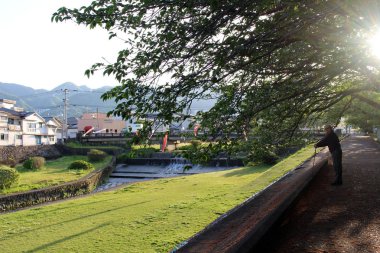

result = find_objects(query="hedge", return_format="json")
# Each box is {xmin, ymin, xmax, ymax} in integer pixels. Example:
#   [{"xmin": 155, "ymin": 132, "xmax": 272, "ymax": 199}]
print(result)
[
  {"xmin": 0, "ymin": 157, "xmax": 115, "ymax": 212},
  {"xmin": 0, "ymin": 166, "xmax": 19, "ymax": 189},
  {"xmin": 0, "ymin": 158, "xmax": 17, "ymax": 168},
  {"xmin": 68, "ymin": 160, "xmax": 94, "ymax": 170},
  {"xmin": 23, "ymin": 156, "xmax": 46, "ymax": 170},
  {"xmin": 87, "ymin": 149, "xmax": 107, "ymax": 162}
]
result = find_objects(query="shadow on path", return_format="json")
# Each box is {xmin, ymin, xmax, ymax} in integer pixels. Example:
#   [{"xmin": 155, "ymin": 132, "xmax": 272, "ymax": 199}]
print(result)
[{"xmin": 253, "ymin": 136, "xmax": 380, "ymax": 253}]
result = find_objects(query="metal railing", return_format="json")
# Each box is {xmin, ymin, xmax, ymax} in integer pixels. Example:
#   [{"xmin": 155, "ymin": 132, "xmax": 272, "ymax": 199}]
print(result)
[{"xmin": 8, "ymin": 125, "xmax": 21, "ymax": 131}]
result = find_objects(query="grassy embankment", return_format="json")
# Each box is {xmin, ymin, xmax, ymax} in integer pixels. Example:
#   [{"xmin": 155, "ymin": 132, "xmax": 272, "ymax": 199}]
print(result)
[
  {"xmin": 65, "ymin": 142, "xmax": 123, "ymax": 150},
  {"xmin": 0, "ymin": 145, "xmax": 315, "ymax": 253},
  {"xmin": 0, "ymin": 156, "xmax": 112, "ymax": 194}
]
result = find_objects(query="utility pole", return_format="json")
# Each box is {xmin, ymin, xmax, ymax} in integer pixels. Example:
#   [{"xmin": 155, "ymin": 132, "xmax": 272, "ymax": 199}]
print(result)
[
  {"xmin": 63, "ymin": 89, "xmax": 68, "ymax": 142},
  {"xmin": 96, "ymin": 107, "xmax": 99, "ymax": 130},
  {"xmin": 59, "ymin": 88, "xmax": 78, "ymax": 143}
]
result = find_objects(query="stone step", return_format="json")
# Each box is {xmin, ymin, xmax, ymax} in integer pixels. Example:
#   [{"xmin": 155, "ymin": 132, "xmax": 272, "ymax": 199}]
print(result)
[
  {"xmin": 108, "ymin": 178, "xmax": 146, "ymax": 183},
  {"xmin": 114, "ymin": 166, "xmax": 166, "ymax": 174},
  {"xmin": 112, "ymin": 170, "xmax": 198, "ymax": 175},
  {"xmin": 110, "ymin": 173, "xmax": 166, "ymax": 179},
  {"xmin": 112, "ymin": 170, "xmax": 159, "ymax": 174}
]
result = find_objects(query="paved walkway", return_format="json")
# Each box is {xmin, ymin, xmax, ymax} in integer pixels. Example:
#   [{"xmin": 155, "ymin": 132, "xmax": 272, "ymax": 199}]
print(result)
[{"xmin": 255, "ymin": 136, "xmax": 380, "ymax": 253}]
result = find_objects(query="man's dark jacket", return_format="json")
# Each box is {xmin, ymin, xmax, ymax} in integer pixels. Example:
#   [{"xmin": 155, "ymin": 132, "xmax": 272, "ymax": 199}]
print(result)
[{"xmin": 316, "ymin": 132, "xmax": 341, "ymax": 152}]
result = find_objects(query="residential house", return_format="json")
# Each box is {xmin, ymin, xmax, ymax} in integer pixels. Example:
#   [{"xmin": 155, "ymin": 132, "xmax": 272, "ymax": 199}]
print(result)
[
  {"xmin": 67, "ymin": 117, "xmax": 79, "ymax": 139},
  {"xmin": 0, "ymin": 99, "xmax": 59, "ymax": 146},
  {"xmin": 43, "ymin": 117, "xmax": 63, "ymax": 142},
  {"xmin": 141, "ymin": 113, "xmax": 170, "ymax": 133}
]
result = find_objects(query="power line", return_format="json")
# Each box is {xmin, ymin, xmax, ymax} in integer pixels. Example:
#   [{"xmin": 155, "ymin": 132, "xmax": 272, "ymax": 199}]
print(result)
[
  {"xmin": 34, "ymin": 105, "xmax": 62, "ymax": 109},
  {"xmin": 75, "ymin": 90, "xmax": 106, "ymax": 94},
  {"xmin": 70, "ymin": 104, "xmax": 115, "ymax": 108},
  {"xmin": 16, "ymin": 89, "xmax": 106, "ymax": 98},
  {"xmin": 33, "ymin": 103, "xmax": 115, "ymax": 110},
  {"xmin": 18, "ymin": 90, "xmax": 61, "ymax": 98}
]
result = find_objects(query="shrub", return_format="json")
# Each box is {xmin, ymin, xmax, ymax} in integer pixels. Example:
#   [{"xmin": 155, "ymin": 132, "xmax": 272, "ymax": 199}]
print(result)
[
  {"xmin": 260, "ymin": 152, "xmax": 279, "ymax": 165},
  {"xmin": 190, "ymin": 140, "xmax": 202, "ymax": 148},
  {"xmin": 0, "ymin": 165, "xmax": 19, "ymax": 189},
  {"xmin": 135, "ymin": 148, "xmax": 157, "ymax": 158},
  {"xmin": 23, "ymin": 157, "xmax": 45, "ymax": 170},
  {"xmin": 87, "ymin": 149, "xmax": 107, "ymax": 162},
  {"xmin": 68, "ymin": 160, "xmax": 94, "ymax": 170},
  {"xmin": 130, "ymin": 146, "xmax": 159, "ymax": 158},
  {"xmin": 126, "ymin": 151, "xmax": 137, "ymax": 159},
  {"xmin": 182, "ymin": 144, "xmax": 213, "ymax": 165},
  {"xmin": 116, "ymin": 153, "xmax": 130, "ymax": 163},
  {"xmin": 177, "ymin": 144, "xmax": 192, "ymax": 151},
  {"xmin": 249, "ymin": 148, "xmax": 279, "ymax": 165},
  {"xmin": 171, "ymin": 150, "xmax": 184, "ymax": 157},
  {"xmin": 0, "ymin": 158, "xmax": 17, "ymax": 168}
]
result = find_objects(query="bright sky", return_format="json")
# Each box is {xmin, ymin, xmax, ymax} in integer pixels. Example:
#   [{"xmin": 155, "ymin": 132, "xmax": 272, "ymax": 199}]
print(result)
[{"xmin": 0, "ymin": 0, "xmax": 125, "ymax": 90}]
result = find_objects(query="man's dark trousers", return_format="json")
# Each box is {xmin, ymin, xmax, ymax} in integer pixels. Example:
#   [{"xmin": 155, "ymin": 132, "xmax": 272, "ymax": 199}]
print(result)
[{"xmin": 332, "ymin": 148, "xmax": 343, "ymax": 183}]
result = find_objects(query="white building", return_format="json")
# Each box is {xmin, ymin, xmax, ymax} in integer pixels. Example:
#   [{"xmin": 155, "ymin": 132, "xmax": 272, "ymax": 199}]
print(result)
[
  {"xmin": 67, "ymin": 117, "xmax": 78, "ymax": 139},
  {"xmin": 0, "ymin": 99, "xmax": 61, "ymax": 146},
  {"xmin": 44, "ymin": 117, "xmax": 63, "ymax": 141}
]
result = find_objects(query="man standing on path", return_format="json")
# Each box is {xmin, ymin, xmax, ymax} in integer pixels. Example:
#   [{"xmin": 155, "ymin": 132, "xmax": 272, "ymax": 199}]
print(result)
[{"xmin": 315, "ymin": 125, "xmax": 343, "ymax": 185}]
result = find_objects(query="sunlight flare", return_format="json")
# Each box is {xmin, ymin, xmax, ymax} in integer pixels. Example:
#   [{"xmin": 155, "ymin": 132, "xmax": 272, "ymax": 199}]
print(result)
[{"xmin": 368, "ymin": 30, "xmax": 380, "ymax": 58}]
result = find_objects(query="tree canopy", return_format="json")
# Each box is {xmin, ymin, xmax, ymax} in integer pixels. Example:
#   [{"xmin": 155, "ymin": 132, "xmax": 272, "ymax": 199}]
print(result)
[
  {"xmin": 52, "ymin": 0, "xmax": 380, "ymax": 158},
  {"xmin": 343, "ymin": 93, "xmax": 380, "ymax": 132}
]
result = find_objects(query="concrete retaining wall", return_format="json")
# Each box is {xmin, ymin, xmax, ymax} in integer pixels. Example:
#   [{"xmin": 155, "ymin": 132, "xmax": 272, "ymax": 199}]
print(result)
[
  {"xmin": 56, "ymin": 145, "xmax": 123, "ymax": 156},
  {"xmin": 0, "ymin": 145, "xmax": 61, "ymax": 163},
  {"xmin": 0, "ymin": 157, "xmax": 116, "ymax": 212}
]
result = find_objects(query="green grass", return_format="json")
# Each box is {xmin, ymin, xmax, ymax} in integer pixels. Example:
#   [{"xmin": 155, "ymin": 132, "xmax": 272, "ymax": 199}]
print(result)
[
  {"xmin": 130, "ymin": 142, "xmax": 209, "ymax": 152},
  {"xmin": 0, "ymin": 156, "xmax": 112, "ymax": 194},
  {"xmin": 132, "ymin": 144, "xmax": 161, "ymax": 151},
  {"xmin": 0, "ymin": 145, "xmax": 315, "ymax": 253},
  {"xmin": 65, "ymin": 142, "xmax": 122, "ymax": 150}
]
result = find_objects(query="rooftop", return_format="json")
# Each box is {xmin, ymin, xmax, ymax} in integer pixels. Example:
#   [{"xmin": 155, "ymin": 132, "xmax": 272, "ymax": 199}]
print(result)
[
  {"xmin": 0, "ymin": 99, "xmax": 16, "ymax": 104},
  {"xmin": 0, "ymin": 107, "xmax": 33, "ymax": 118}
]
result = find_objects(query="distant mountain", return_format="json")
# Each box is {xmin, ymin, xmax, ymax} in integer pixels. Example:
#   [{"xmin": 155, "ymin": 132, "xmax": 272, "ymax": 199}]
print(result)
[
  {"xmin": 0, "ymin": 82, "xmax": 115, "ymax": 118},
  {"xmin": 0, "ymin": 82, "xmax": 49, "ymax": 110},
  {"xmin": 94, "ymin": 86, "xmax": 114, "ymax": 92},
  {"xmin": 0, "ymin": 82, "xmax": 48, "ymax": 96},
  {"xmin": 54, "ymin": 82, "xmax": 92, "ymax": 92},
  {"xmin": 0, "ymin": 81, "xmax": 216, "ymax": 118}
]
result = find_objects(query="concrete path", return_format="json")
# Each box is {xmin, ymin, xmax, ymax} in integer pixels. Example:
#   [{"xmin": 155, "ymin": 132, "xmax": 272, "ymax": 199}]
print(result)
[{"xmin": 256, "ymin": 136, "xmax": 380, "ymax": 253}]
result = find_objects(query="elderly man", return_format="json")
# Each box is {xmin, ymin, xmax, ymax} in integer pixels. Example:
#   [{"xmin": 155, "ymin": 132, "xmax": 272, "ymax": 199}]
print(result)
[{"xmin": 315, "ymin": 125, "xmax": 343, "ymax": 185}]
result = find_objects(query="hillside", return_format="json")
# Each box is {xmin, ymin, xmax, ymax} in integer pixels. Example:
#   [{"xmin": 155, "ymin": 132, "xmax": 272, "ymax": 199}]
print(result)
[
  {"xmin": 0, "ymin": 82, "xmax": 116, "ymax": 117},
  {"xmin": 0, "ymin": 82, "xmax": 216, "ymax": 118}
]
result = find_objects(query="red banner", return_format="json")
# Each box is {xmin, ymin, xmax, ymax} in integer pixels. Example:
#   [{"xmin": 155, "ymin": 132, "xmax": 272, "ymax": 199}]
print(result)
[
  {"xmin": 162, "ymin": 132, "xmax": 168, "ymax": 152},
  {"xmin": 194, "ymin": 125, "xmax": 200, "ymax": 136}
]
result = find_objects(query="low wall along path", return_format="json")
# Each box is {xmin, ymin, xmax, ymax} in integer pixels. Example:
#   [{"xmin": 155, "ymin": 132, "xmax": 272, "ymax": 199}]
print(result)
[{"xmin": 255, "ymin": 135, "xmax": 380, "ymax": 253}]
